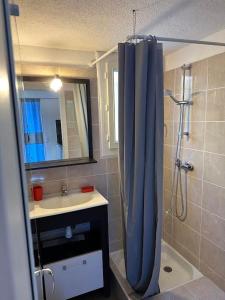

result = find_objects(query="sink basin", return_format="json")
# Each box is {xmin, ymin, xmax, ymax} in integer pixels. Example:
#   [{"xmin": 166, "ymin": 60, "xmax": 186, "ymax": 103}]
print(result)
[
  {"xmin": 40, "ymin": 193, "xmax": 94, "ymax": 209},
  {"xmin": 29, "ymin": 190, "xmax": 108, "ymax": 219}
]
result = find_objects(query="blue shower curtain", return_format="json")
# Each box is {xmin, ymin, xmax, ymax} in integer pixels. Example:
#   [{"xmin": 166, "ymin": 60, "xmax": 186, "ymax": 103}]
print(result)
[
  {"xmin": 22, "ymin": 99, "xmax": 45, "ymax": 163},
  {"xmin": 118, "ymin": 38, "xmax": 164, "ymax": 297}
]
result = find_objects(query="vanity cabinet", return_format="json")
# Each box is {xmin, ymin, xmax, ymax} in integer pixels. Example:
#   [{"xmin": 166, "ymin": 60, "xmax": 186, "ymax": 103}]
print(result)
[{"xmin": 31, "ymin": 204, "xmax": 110, "ymax": 300}]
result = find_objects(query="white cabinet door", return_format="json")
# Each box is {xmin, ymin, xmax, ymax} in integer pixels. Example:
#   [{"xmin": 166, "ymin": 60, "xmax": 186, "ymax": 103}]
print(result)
[{"xmin": 44, "ymin": 250, "xmax": 104, "ymax": 300}]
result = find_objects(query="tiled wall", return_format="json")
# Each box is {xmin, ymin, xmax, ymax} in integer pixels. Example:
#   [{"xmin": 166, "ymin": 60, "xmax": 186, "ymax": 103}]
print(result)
[
  {"xmin": 163, "ymin": 51, "xmax": 225, "ymax": 291},
  {"xmin": 26, "ymin": 74, "xmax": 122, "ymax": 252}
]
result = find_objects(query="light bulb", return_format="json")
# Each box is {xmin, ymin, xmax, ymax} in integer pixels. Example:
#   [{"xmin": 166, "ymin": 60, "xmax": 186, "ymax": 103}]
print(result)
[
  {"xmin": 0, "ymin": 76, "xmax": 8, "ymax": 91},
  {"xmin": 50, "ymin": 75, "xmax": 62, "ymax": 92}
]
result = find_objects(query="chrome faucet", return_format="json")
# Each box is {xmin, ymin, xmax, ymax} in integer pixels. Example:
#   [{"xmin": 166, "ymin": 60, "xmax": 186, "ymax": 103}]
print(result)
[{"xmin": 61, "ymin": 184, "xmax": 68, "ymax": 196}]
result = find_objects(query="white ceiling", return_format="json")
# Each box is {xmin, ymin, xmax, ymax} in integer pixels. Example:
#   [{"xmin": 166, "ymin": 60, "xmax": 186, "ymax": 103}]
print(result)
[{"xmin": 12, "ymin": 0, "xmax": 225, "ymax": 53}]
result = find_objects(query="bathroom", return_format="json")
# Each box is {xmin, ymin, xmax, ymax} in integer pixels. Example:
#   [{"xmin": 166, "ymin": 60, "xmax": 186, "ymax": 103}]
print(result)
[{"xmin": 1, "ymin": 0, "xmax": 225, "ymax": 299}]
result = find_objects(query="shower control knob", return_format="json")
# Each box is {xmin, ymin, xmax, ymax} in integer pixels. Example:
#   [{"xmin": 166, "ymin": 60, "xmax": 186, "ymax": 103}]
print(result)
[{"xmin": 181, "ymin": 161, "xmax": 194, "ymax": 172}]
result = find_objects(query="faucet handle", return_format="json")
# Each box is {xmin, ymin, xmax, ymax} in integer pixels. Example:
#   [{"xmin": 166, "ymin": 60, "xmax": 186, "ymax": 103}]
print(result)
[{"xmin": 61, "ymin": 184, "xmax": 68, "ymax": 196}]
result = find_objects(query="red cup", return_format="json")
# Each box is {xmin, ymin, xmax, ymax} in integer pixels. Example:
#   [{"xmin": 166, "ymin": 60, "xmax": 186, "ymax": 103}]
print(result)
[{"xmin": 32, "ymin": 185, "xmax": 43, "ymax": 201}]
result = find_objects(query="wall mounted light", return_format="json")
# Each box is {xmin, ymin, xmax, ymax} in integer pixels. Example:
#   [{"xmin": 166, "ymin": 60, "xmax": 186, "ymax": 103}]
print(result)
[{"xmin": 50, "ymin": 75, "xmax": 63, "ymax": 92}]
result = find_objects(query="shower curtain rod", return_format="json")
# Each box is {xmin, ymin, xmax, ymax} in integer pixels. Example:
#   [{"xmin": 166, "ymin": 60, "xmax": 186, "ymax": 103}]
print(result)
[{"xmin": 90, "ymin": 34, "xmax": 225, "ymax": 66}]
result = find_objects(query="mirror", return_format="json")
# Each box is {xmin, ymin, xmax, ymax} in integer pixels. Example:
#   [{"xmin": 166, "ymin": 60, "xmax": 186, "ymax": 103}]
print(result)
[{"xmin": 20, "ymin": 76, "xmax": 95, "ymax": 170}]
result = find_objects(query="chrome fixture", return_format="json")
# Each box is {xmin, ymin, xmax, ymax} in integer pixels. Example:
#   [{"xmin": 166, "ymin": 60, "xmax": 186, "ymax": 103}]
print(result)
[
  {"xmin": 165, "ymin": 89, "xmax": 193, "ymax": 105},
  {"xmin": 61, "ymin": 184, "xmax": 68, "ymax": 196},
  {"xmin": 170, "ymin": 64, "xmax": 194, "ymax": 222},
  {"xmin": 34, "ymin": 268, "xmax": 55, "ymax": 296}
]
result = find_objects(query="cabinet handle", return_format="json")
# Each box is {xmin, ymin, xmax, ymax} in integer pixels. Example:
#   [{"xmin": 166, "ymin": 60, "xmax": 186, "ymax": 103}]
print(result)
[
  {"xmin": 43, "ymin": 268, "xmax": 55, "ymax": 296},
  {"xmin": 34, "ymin": 270, "xmax": 42, "ymax": 277}
]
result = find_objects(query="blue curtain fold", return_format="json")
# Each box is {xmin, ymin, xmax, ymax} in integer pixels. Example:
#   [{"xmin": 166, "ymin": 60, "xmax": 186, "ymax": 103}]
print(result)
[
  {"xmin": 22, "ymin": 99, "xmax": 45, "ymax": 163},
  {"xmin": 118, "ymin": 39, "xmax": 164, "ymax": 297}
]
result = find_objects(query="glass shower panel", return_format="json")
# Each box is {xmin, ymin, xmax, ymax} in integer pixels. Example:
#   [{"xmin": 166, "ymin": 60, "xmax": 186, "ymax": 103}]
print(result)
[{"xmin": 10, "ymin": 10, "xmax": 44, "ymax": 300}]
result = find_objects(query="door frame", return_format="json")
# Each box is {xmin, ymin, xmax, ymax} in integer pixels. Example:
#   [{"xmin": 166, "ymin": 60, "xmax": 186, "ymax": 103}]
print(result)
[{"xmin": 0, "ymin": 0, "xmax": 36, "ymax": 299}]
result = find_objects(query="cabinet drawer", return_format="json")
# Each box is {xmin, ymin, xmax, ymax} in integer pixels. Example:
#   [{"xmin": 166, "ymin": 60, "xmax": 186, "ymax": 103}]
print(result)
[{"xmin": 44, "ymin": 250, "xmax": 104, "ymax": 300}]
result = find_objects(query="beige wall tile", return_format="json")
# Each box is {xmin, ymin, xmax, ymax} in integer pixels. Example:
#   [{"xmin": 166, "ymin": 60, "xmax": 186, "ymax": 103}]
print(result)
[
  {"xmin": 204, "ymin": 152, "xmax": 225, "ymax": 187},
  {"xmin": 208, "ymin": 52, "xmax": 225, "ymax": 89},
  {"xmin": 186, "ymin": 176, "xmax": 202, "ymax": 206},
  {"xmin": 182, "ymin": 148, "xmax": 203, "ymax": 179},
  {"xmin": 42, "ymin": 179, "xmax": 67, "ymax": 197},
  {"xmin": 108, "ymin": 218, "xmax": 122, "ymax": 242},
  {"xmin": 192, "ymin": 59, "xmax": 208, "ymax": 92},
  {"xmin": 163, "ymin": 167, "xmax": 173, "ymax": 191},
  {"xmin": 107, "ymin": 173, "xmax": 120, "ymax": 197},
  {"xmin": 202, "ymin": 181, "xmax": 225, "ymax": 219},
  {"xmin": 163, "ymin": 189, "xmax": 172, "ymax": 212},
  {"xmin": 107, "ymin": 195, "xmax": 122, "ymax": 221},
  {"xmin": 91, "ymin": 158, "xmax": 107, "ymax": 175},
  {"xmin": 163, "ymin": 212, "xmax": 172, "ymax": 237},
  {"xmin": 202, "ymin": 209, "xmax": 225, "ymax": 251},
  {"xmin": 183, "ymin": 122, "xmax": 205, "ymax": 150},
  {"xmin": 163, "ymin": 231, "xmax": 173, "ymax": 245},
  {"xmin": 67, "ymin": 164, "xmax": 93, "ymax": 178},
  {"xmin": 190, "ymin": 92, "xmax": 206, "ymax": 122},
  {"xmin": 175, "ymin": 200, "xmax": 201, "ymax": 232},
  {"xmin": 206, "ymin": 89, "xmax": 225, "ymax": 121},
  {"xmin": 163, "ymin": 145, "xmax": 174, "ymax": 169},
  {"xmin": 106, "ymin": 157, "xmax": 119, "ymax": 174},
  {"xmin": 91, "ymin": 174, "xmax": 108, "ymax": 197},
  {"xmin": 201, "ymin": 237, "xmax": 225, "ymax": 279},
  {"xmin": 173, "ymin": 218, "xmax": 200, "ymax": 257},
  {"xmin": 205, "ymin": 122, "xmax": 225, "ymax": 155},
  {"xmin": 164, "ymin": 96, "xmax": 174, "ymax": 121},
  {"xmin": 30, "ymin": 167, "xmax": 67, "ymax": 183},
  {"xmin": 173, "ymin": 94, "xmax": 182, "ymax": 121},
  {"xmin": 164, "ymin": 69, "xmax": 175, "ymax": 91},
  {"xmin": 174, "ymin": 67, "xmax": 183, "ymax": 95},
  {"xmin": 164, "ymin": 121, "xmax": 173, "ymax": 145}
]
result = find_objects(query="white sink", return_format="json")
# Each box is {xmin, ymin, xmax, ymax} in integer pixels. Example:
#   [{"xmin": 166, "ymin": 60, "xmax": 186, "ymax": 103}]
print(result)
[{"xmin": 29, "ymin": 190, "xmax": 108, "ymax": 219}]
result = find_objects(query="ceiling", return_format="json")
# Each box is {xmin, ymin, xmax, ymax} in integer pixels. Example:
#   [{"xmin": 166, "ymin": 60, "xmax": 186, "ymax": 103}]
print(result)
[{"xmin": 12, "ymin": 0, "xmax": 225, "ymax": 53}]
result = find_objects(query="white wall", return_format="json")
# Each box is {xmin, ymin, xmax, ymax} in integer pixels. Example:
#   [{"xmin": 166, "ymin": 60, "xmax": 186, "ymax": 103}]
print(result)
[
  {"xmin": 165, "ymin": 28, "xmax": 225, "ymax": 71},
  {"xmin": 14, "ymin": 45, "xmax": 95, "ymax": 68}
]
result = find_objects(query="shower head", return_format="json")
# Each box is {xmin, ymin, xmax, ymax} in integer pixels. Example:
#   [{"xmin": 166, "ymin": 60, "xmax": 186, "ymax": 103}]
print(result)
[{"xmin": 164, "ymin": 89, "xmax": 193, "ymax": 105}]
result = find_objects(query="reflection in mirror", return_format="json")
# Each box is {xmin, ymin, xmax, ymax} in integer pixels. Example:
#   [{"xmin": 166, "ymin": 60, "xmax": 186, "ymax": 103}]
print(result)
[{"xmin": 20, "ymin": 77, "xmax": 91, "ymax": 166}]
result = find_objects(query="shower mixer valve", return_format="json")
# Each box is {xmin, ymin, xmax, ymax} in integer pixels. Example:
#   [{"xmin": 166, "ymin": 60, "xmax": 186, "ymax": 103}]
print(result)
[
  {"xmin": 181, "ymin": 161, "xmax": 194, "ymax": 172},
  {"xmin": 175, "ymin": 159, "xmax": 194, "ymax": 172}
]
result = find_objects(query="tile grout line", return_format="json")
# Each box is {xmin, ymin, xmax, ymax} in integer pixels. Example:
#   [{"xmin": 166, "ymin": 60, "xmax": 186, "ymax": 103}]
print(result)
[{"xmin": 199, "ymin": 56, "xmax": 209, "ymax": 271}]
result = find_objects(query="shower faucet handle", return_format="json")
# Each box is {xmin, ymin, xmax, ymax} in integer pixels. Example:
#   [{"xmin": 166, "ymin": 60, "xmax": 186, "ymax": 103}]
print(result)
[{"xmin": 181, "ymin": 161, "xmax": 194, "ymax": 172}]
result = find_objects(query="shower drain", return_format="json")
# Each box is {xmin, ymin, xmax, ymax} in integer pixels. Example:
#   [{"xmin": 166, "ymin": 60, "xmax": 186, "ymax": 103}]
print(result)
[{"xmin": 163, "ymin": 266, "xmax": 173, "ymax": 273}]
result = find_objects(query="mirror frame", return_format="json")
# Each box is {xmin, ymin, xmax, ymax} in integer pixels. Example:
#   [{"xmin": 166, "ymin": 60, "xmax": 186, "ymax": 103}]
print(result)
[{"xmin": 20, "ymin": 76, "xmax": 96, "ymax": 170}]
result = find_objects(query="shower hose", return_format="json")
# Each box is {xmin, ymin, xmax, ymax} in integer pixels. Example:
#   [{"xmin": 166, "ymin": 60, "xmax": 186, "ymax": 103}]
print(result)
[{"xmin": 170, "ymin": 103, "xmax": 188, "ymax": 222}]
